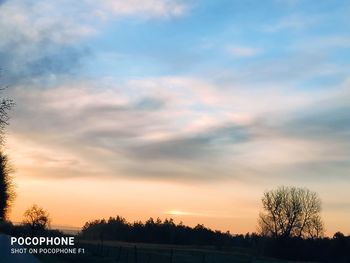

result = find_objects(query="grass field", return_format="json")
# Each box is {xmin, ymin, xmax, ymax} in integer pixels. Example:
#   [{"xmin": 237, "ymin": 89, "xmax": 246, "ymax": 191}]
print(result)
[{"xmin": 37, "ymin": 240, "xmax": 305, "ymax": 263}]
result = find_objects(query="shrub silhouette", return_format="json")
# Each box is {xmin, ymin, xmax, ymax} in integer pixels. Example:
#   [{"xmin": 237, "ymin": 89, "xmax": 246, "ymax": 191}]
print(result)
[{"xmin": 22, "ymin": 204, "xmax": 51, "ymax": 235}]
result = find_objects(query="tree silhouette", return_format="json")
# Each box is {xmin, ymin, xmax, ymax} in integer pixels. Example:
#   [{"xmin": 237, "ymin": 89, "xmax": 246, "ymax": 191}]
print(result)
[
  {"xmin": 81, "ymin": 216, "xmax": 233, "ymax": 246},
  {"xmin": 258, "ymin": 186, "xmax": 324, "ymax": 239},
  {"xmin": 0, "ymin": 95, "xmax": 14, "ymax": 141},
  {"xmin": 0, "ymin": 82, "xmax": 14, "ymax": 222},
  {"xmin": 0, "ymin": 152, "xmax": 14, "ymax": 221},
  {"xmin": 23, "ymin": 204, "xmax": 51, "ymax": 235}
]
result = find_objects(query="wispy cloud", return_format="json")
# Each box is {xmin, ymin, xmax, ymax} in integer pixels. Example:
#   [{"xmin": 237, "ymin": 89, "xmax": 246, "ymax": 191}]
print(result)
[
  {"xmin": 226, "ymin": 45, "xmax": 261, "ymax": 58},
  {"xmin": 292, "ymin": 35, "xmax": 350, "ymax": 51},
  {"xmin": 6, "ymin": 75, "xmax": 350, "ymax": 184},
  {"xmin": 97, "ymin": 0, "xmax": 188, "ymax": 18},
  {"xmin": 262, "ymin": 14, "xmax": 321, "ymax": 32},
  {"xmin": 165, "ymin": 210, "xmax": 238, "ymax": 218}
]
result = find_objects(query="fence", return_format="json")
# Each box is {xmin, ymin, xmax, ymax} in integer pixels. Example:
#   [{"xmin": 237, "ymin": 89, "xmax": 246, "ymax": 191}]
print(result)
[{"xmin": 78, "ymin": 242, "xmax": 260, "ymax": 263}]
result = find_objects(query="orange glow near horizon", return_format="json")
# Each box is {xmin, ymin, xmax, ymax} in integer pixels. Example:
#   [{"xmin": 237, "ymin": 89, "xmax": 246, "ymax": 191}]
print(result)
[
  {"xmin": 6, "ymin": 133, "xmax": 350, "ymax": 237},
  {"xmin": 9, "ymin": 176, "xmax": 259, "ymax": 232},
  {"xmin": 8, "ymin": 174, "xmax": 350, "ymax": 237}
]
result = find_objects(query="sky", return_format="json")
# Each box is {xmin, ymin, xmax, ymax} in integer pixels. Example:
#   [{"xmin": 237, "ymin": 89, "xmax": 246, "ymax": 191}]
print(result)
[{"xmin": 0, "ymin": 0, "xmax": 349, "ymax": 235}]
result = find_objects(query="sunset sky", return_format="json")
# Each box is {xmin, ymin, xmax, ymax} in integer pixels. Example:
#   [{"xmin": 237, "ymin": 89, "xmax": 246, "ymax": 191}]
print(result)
[{"xmin": 1, "ymin": 0, "xmax": 350, "ymax": 235}]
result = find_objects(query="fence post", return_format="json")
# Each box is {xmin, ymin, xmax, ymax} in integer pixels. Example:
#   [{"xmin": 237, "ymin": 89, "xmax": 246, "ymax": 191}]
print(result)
[
  {"xmin": 170, "ymin": 248, "xmax": 174, "ymax": 263},
  {"xmin": 116, "ymin": 246, "xmax": 122, "ymax": 263},
  {"xmin": 100, "ymin": 235, "xmax": 104, "ymax": 257},
  {"xmin": 202, "ymin": 253, "xmax": 206, "ymax": 263},
  {"xmin": 134, "ymin": 245, "xmax": 138, "ymax": 263},
  {"xmin": 147, "ymin": 253, "xmax": 152, "ymax": 263},
  {"xmin": 126, "ymin": 248, "xmax": 129, "ymax": 263}
]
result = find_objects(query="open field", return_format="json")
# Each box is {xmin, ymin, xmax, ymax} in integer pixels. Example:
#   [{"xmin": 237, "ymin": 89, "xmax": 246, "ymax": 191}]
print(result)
[{"xmin": 37, "ymin": 240, "xmax": 310, "ymax": 263}]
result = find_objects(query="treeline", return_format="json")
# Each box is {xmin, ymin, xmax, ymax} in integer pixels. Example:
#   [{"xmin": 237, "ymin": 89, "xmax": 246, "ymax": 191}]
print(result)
[
  {"xmin": 80, "ymin": 216, "xmax": 237, "ymax": 246},
  {"xmin": 80, "ymin": 216, "xmax": 350, "ymax": 263}
]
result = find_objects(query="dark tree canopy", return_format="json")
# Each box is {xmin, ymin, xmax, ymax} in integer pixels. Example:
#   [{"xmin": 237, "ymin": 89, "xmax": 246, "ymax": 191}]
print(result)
[
  {"xmin": 258, "ymin": 186, "xmax": 324, "ymax": 239},
  {"xmin": 0, "ymin": 152, "xmax": 14, "ymax": 221}
]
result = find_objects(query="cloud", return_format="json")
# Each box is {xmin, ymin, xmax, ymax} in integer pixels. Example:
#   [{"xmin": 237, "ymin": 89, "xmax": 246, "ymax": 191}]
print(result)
[
  {"xmin": 262, "ymin": 14, "xmax": 321, "ymax": 32},
  {"xmin": 5, "ymin": 75, "xmax": 350, "ymax": 183},
  {"xmin": 263, "ymin": 80, "xmax": 350, "ymax": 142},
  {"xmin": 4, "ymin": 78, "xmax": 247, "ymax": 180},
  {"xmin": 97, "ymin": 0, "xmax": 187, "ymax": 18},
  {"xmin": 219, "ymin": 50, "xmax": 346, "ymax": 88},
  {"xmin": 0, "ymin": 0, "xmax": 93, "ymax": 84},
  {"xmin": 127, "ymin": 124, "xmax": 250, "ymax": 161},
  {"xmin": 0, "ymin": 0, "xmax": 189, "ymax": 85},
  {"xmin": 293, "ymin": 35, "xmax": 350, "ymax": 51},
  {"xmin": 273, "ymin": 0, "xmax": 301, "ymax": 7},
  {"xmin": 134, "ymin": 97, "xmax": 165, "ymax": 110},
  {"xmin": 1, "ymin": 0, "xmax": 349, "ymax": 183},
  {"xmin": 226, "ymin": 45, "xmax": 261, "ymax": 58},
  {"xmin": 280, "ymin": 105, "xmax": 350, "ymax": 141}
]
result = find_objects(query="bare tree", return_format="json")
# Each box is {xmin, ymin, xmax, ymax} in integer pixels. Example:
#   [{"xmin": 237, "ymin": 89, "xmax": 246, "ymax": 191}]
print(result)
[
  {"xmin": 0, "ymin": 73, "xmax": 15, "ymax": 140},
  {"xmin": 258, "ymin": 186, "xmax": 324, "ymax": 239},
  {"xmin": 23, "ymin": 204, "xmax": 51, "ymax": 234},
  {"xmin": 0, "ymin": 81, "xmax": 14, "ymax": 221},
  {"xmin": 0, "ymin": 95, "xmax": 14, "ymax": 136}
]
